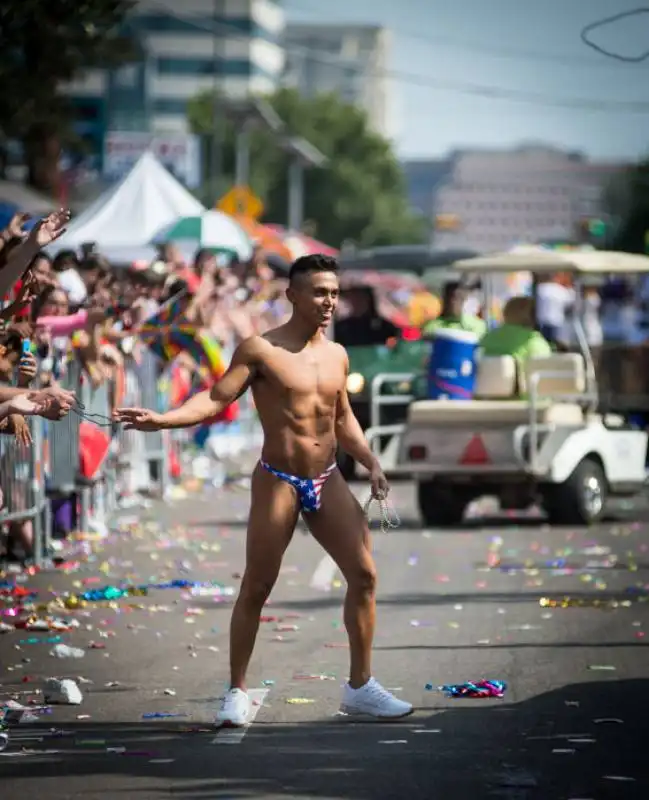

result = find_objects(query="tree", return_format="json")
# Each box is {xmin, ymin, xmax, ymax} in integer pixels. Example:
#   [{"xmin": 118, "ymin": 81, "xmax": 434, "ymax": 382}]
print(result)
[
  {"xmin": 0, "ymin": 0, "xmax": 135, "ymax": 192},
  {"xmin": 187, "ymin": 88, "xmax": 426, "ymax": 248},
  {"xmin": 607, "ymin": 158, "xmax": 649, "ymax": 253}
]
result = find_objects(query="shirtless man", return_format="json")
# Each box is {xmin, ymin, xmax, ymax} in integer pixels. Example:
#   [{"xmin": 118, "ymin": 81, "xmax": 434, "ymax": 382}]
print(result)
[{"xmin": 114, "ymin": 254, "xmax": 413, "ymax": 725}]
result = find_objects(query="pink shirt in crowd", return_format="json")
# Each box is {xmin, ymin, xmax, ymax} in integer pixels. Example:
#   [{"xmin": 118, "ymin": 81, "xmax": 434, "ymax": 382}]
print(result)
[{"xmin": 36, "ymin": 310, "xmax": 88, "ymax": 336}]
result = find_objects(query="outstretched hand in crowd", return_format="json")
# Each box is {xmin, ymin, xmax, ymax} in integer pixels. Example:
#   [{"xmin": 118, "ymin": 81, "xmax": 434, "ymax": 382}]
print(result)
[
  {"xmin": 28, "ymin": 385, "xmax": 76, "ymax": 420},
  {"xmin": 9, "ymin": 394, "xmax": 48, "ymax": 416},
  {"xmin": 28, "ymin": 209, "xmax": 70, "ymax": 248},
  {"xmin": 0, "ymin": 208, "xmax": 71, "ymax": 298},
  {"xmin": 0, "ymin": 272, "xmax": 38, "ymax": 321},
  {"xmin": 4, "ymin": 212, "xmax": 31, "ymax": 242}
]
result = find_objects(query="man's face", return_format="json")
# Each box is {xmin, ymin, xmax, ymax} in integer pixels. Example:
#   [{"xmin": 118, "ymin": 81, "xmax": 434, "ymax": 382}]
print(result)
[{"xmin": 288, "ymin": 270, "xmax": 339, "ymax": 329}]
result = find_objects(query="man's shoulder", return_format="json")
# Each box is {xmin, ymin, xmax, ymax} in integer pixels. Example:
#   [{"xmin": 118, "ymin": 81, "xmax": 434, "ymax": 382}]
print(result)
[
  {"xmin": 328, "ymin": 340, "xmax": 350, "ymax": 362},
  {"xmin": 235, "ymin": 335, "xmax": 271, "ymax": 362}
]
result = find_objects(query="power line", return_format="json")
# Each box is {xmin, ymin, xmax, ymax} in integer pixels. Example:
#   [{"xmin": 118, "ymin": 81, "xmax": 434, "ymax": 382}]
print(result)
[
  {"xmin": 285, "ymin": 1, "xmax": 647, "ymax": 70},
  {"xmin": 581, "ymin": 7, "xmax": 649, "ymax": 62},
  {"xmin": 143, "ymin": 1, "xmax": 649, "ymax": 114}
]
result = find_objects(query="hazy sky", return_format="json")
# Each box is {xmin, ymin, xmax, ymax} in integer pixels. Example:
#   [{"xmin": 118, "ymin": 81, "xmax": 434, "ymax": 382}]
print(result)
[{"xmin": 284, "ymin": 0, "xmax": 649, "ymax": 162}]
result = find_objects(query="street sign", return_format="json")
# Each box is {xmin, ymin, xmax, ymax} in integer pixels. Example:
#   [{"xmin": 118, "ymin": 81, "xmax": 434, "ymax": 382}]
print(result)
[{"xmin": 217, "ymin": 185, "xmax": 264, "ymax": 220}]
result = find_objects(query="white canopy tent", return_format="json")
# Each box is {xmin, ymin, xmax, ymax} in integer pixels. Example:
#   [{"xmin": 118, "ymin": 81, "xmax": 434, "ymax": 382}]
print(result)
[{"xmin": 48, "ymin": 151, "xmax": 205, "ymax": 259}]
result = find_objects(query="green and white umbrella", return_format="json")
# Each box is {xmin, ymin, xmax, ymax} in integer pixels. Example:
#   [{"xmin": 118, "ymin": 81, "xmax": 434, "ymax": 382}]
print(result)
[{"xmin": 153, "ymin": 211, "xmax": 253, "ymax": 261}]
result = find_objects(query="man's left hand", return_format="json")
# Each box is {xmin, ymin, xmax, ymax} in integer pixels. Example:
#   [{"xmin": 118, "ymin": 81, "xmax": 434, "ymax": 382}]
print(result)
[{"xmin": 369, "ymin": 463, "xmax": 389, "ymax": 500}]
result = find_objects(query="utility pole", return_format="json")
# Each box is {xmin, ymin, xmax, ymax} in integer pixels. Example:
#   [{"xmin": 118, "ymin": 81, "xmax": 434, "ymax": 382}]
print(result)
[
  {"xmin": 281, "ymin": 136, "xmax": 327, "ymax": 232},
  {"xmin": 227, "ymin": 99, "xmax": 284, "ymax": 201},
  {"xmin": 235, "ymin": 123, "xmax": 251, "ymax": 187}
]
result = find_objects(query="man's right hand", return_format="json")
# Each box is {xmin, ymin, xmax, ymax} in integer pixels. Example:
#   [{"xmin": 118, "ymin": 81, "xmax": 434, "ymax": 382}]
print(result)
[{"xmin": 113, "ymin": 407, "xmax": 163, "ymax": 431}]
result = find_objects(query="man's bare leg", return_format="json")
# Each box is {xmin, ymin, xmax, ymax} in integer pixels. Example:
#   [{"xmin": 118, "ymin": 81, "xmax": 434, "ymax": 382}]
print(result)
[
  {"xmin": 305, "ymin": 470, "xmax": 413, "ymax": 718},
  {"xmin": 305, "ymin": 469, "xmax": 375, "ymax": 687},
  {"xmin": 229, "ymin": 464, "xmax": 299, "ymax": 688}
]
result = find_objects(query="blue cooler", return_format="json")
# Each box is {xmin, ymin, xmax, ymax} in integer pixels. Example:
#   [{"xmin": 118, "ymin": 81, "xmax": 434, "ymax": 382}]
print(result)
[{"xmin": 427, "ymin": 328, "xmax": 479, "ymax": 400}]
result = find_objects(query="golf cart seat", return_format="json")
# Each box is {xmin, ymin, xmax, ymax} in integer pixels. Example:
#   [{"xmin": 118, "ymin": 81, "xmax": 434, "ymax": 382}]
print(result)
[{"xmin": 408, "ymin": 353, "xmax": 586, "ymax": 426}]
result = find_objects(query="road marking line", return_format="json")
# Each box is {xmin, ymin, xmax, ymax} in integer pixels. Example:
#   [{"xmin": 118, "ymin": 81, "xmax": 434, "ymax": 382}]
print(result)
[
  {"xmin": 211, "ymin": 688, "xmax": 269, "ymax": 745},
  {"xmin": 310, "ymin": 553, "xmax": 338, "ymax": 592}
]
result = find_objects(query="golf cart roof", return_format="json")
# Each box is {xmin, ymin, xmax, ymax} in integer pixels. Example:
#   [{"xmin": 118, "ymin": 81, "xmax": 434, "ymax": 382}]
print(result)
[
  {"xmin": 453, "ymin": 246, "xmax": 649, "ymax": 275},
  {"xmin": 339, "ymin": 246, "xmax": 479, "ymax": 275}
]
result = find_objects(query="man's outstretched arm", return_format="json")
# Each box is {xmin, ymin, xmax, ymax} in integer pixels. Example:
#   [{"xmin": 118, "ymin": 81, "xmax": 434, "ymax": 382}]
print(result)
[
  {"xmin": 115, "ymin": 337, "xmax": 260, "ymax": 431},
  {"xmin": 335, "ymin": 352, "xmax": 389, "ymax": 498}
]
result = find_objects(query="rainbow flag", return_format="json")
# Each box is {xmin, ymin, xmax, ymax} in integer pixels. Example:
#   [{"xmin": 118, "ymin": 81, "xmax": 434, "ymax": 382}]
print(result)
[
  {"xmin": 139, "ymin": 293, "xmax": 189, "ymax": 334},
  {"xmin": 140, "ymin": 324, "xmax": 226, "ymax": 382}
]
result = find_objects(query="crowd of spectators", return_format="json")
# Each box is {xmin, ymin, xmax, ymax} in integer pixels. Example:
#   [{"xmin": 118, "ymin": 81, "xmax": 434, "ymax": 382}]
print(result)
[{"xmin": 0, "ymin": 209, "xmax": 293, "ymax": 563}]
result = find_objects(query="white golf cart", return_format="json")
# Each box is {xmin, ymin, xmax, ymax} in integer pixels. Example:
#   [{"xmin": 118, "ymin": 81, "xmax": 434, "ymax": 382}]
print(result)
[{"xmin": 363, "ymin": 248, "xmax": 649, "ymax": 526}]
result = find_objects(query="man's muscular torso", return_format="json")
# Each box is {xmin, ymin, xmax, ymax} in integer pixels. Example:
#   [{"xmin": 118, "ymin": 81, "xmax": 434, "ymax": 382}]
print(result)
[{"xmin": 247, "ymin": 330, "xmax": 347, "ymax": 477}]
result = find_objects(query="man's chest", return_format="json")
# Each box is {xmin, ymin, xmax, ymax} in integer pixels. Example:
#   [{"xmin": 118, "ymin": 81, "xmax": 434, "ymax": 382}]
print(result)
[{"xmin": 260, "ymin": 349, "xmax": 345, "ymax": 397}]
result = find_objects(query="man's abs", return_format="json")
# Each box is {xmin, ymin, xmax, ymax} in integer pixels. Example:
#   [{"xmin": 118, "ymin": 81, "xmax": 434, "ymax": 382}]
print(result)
[
  {"xmin": 259, "ymin": 430, "xmax": 338, "ymax": 479},
  {"xmin": 252, "ymin": 387, "xmax": 339, "ymax": 478}
]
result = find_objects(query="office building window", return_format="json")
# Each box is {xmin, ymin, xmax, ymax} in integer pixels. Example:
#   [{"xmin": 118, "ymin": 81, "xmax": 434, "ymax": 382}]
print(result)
[{"xmin": 154, "ymin": 98, "xmax": 188, "ymax": 115}]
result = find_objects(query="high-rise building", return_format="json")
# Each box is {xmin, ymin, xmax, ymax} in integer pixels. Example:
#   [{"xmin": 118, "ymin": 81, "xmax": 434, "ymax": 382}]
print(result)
[
  {"xmin": 409, "ymin": 146, "xmax": 628, "ymax": 252},
  {"xmin": 62, "ymin": 0, "xmax": 285, "ymax": 173},
  {"xmin": 283, "ymin": 24, "xmax": 391, "ymax": 138}
]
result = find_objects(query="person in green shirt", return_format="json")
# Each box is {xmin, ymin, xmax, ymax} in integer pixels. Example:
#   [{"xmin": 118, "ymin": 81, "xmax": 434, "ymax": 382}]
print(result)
[
  {"xmin": 423, "ymin": 282, "xmax": 486, "ymax": 338},
  {"xmin": 480, "ymin": 296, "xmax": 552, "ymax": 367}
]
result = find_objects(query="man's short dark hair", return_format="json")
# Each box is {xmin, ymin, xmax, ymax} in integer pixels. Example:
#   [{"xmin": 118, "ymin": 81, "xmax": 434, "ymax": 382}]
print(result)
[{"xmin": 288, "ymin": 254, "xmax": 339, "ymax": 285}]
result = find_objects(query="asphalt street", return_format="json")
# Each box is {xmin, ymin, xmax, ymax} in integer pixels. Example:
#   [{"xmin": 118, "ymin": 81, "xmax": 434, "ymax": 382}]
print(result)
[{"xmin": 1, "ymin": 479, "xmax": 649, "ymax": 800}]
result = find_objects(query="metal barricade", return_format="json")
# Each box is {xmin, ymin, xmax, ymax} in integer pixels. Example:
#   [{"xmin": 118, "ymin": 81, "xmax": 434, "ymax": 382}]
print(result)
[
  {"xmin": 0, "ymin": 415, "xmax": 50, "ymax": 566},
  {"xmin": 203, "ymin": 342, "xmax": 262, "ymax": 461},
  {"xmin": 44, "ymin": 359, "xmax": 81, "ymax": 495},
  {"xmin": 162, "ymin": 339, "xmax": 262, "ymax": 485},
  {"xmin": 114, "ymin": 347, "xmax": 168, "ymax": 499},
  {"xmin": 77, "ymin": 372, "xmax": 115, "ymax": 533}
]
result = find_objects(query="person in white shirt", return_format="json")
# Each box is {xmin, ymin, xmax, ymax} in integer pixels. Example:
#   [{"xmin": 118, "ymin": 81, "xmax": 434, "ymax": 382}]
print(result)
[
  {"xmin": 600, "ymin": 277, "xmax": 643, "ymax": 343},
  {"xmin": 535, "ymin": 276, "xmax": 575, "ymax": 343},
  {"xmin": 558, "ymin": 287, "xmax": 603, "ymax": 348},
  {"xmin": 52, "ymin": 250, "xmax": 87, "ymax": 307}
]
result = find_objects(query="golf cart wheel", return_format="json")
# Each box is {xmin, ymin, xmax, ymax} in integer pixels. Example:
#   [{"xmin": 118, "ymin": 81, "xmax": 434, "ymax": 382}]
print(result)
[
  {"xmin": 417, "ymin": 480, "xmax": 469, "ymax": 528},
  {"xmin": 337, "ymin": 448, "xmax": 356, "ymax": 481},
  {"xmin": 542, "ymin": 457, "xmax": 608, "ymax": 526}
]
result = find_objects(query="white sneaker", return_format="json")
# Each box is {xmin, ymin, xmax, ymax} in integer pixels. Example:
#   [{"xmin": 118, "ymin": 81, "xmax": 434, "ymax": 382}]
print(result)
[
  {"xmin": 215, "ymin": 688, "xmax": 250, "ymax": 727},
  {"xmin": 340, "ymin": 678, "xmax": 413, "ymax": 719}
]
